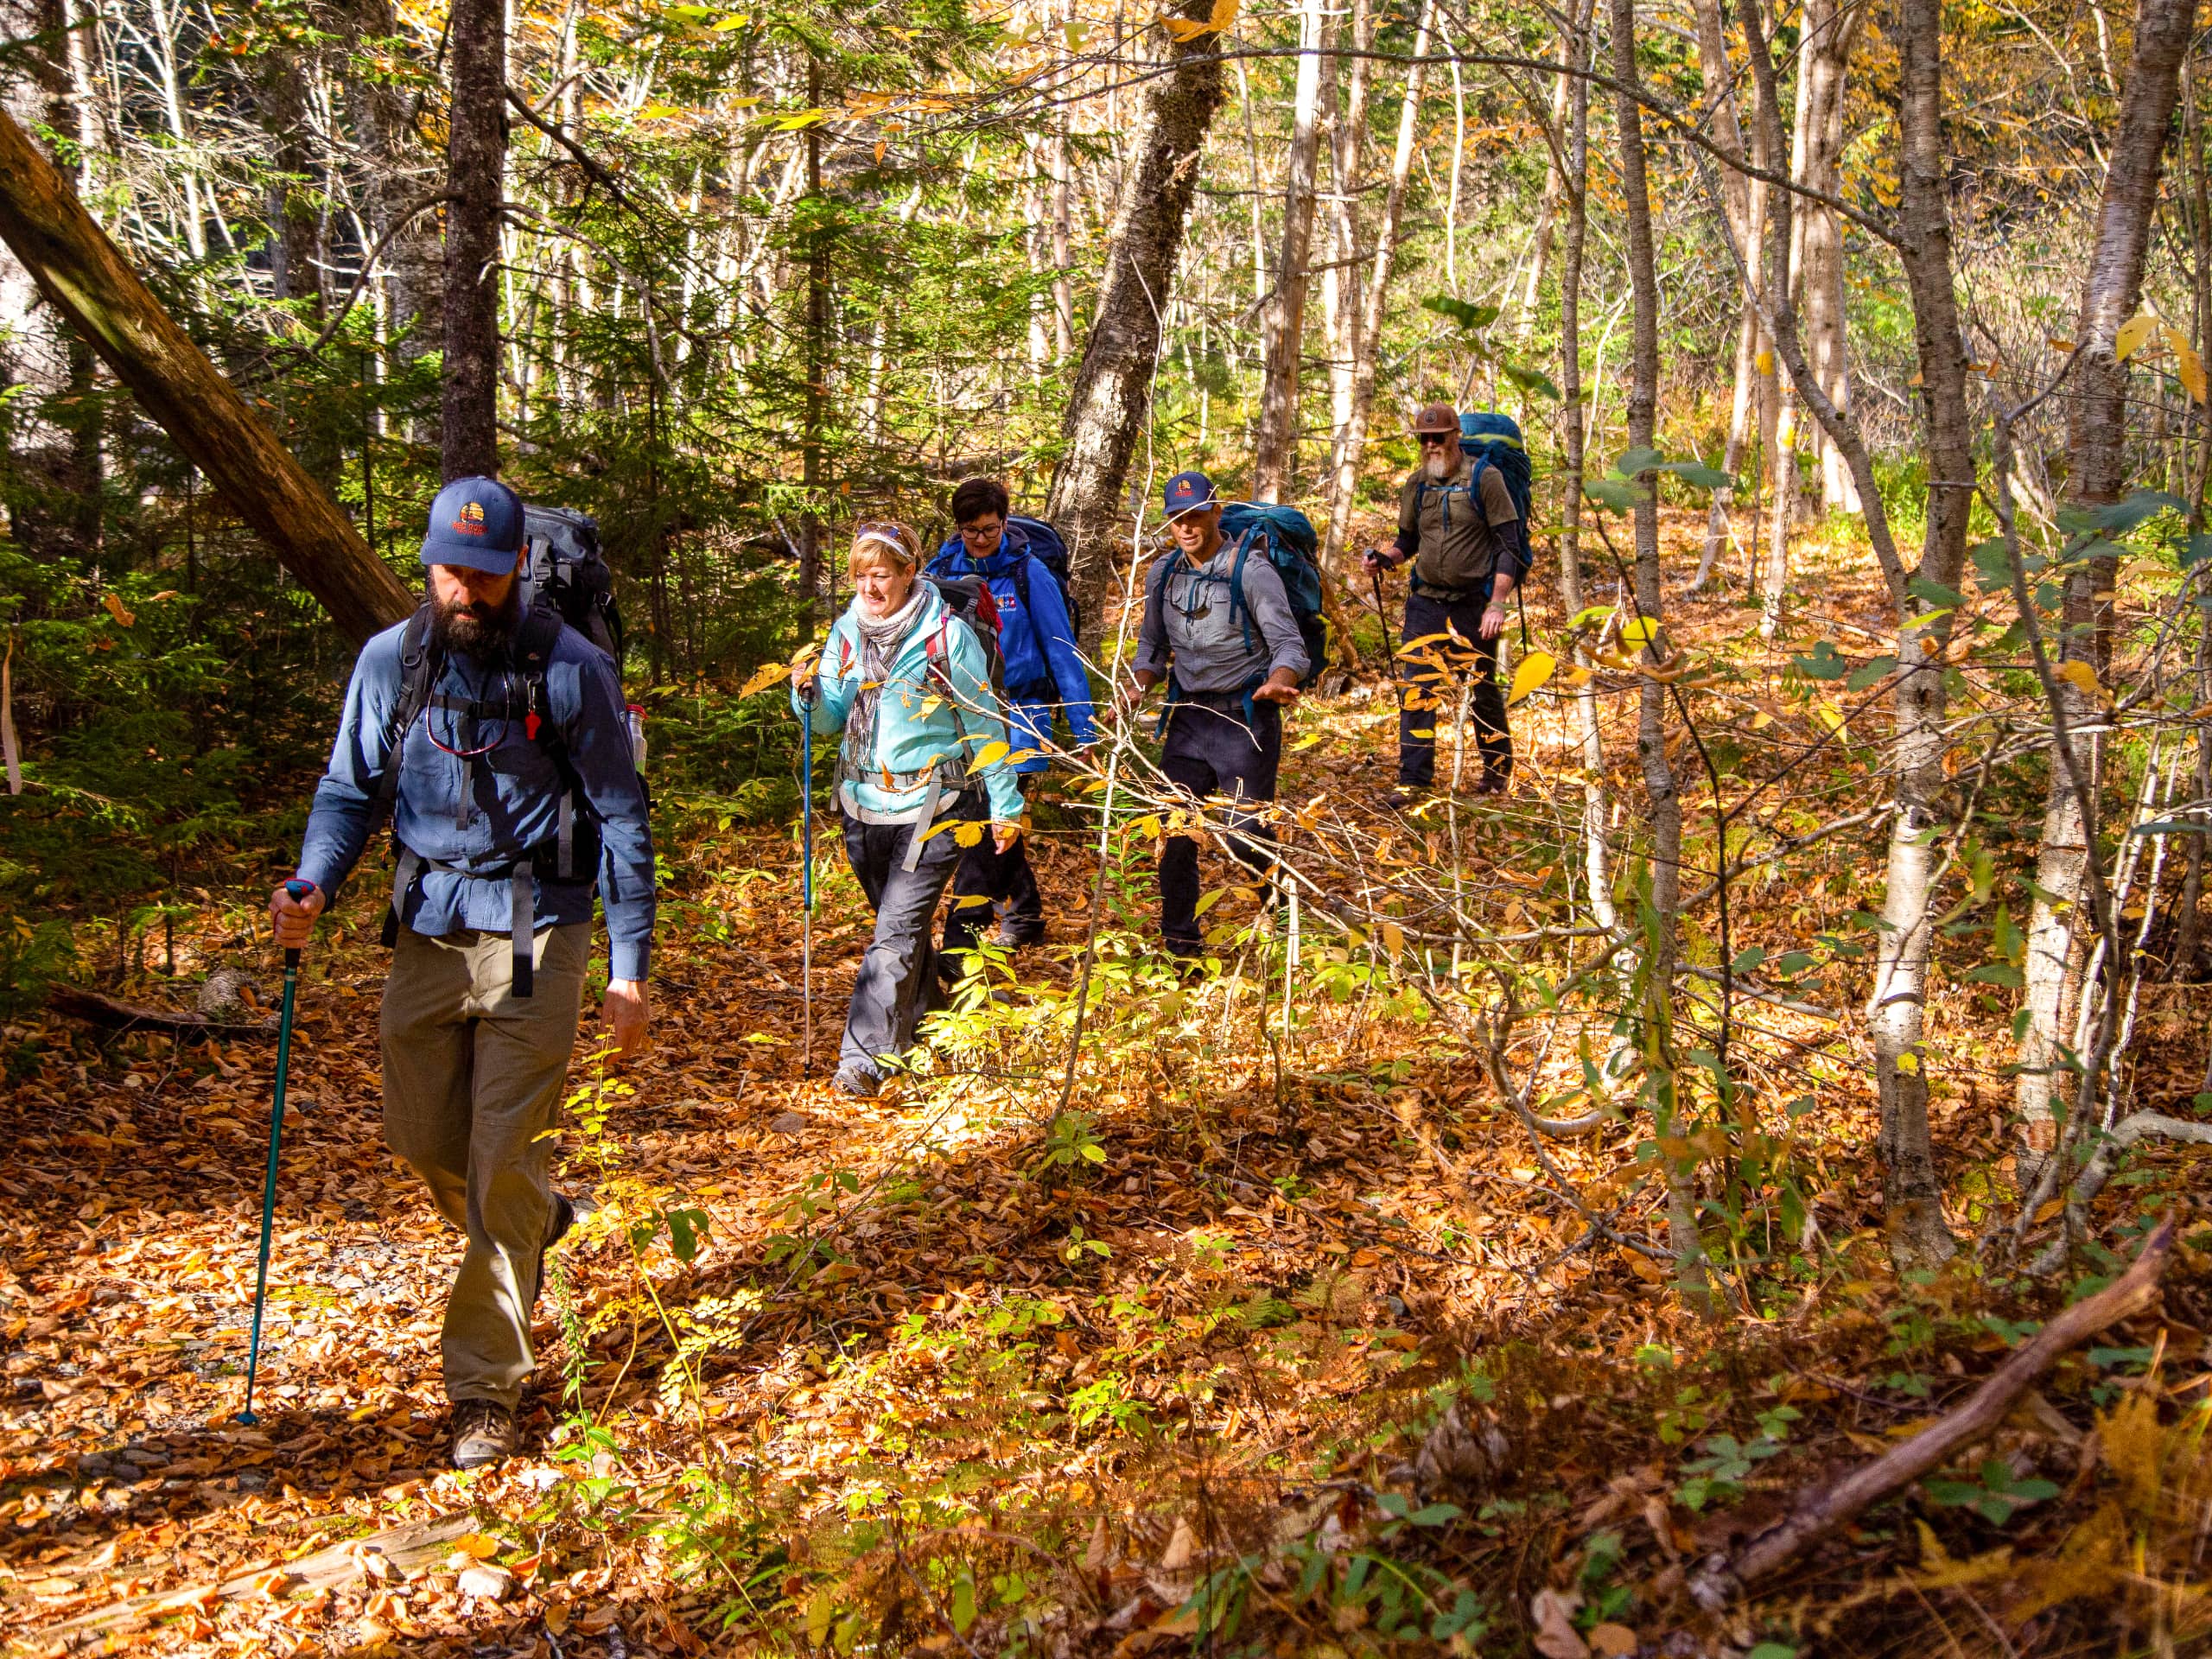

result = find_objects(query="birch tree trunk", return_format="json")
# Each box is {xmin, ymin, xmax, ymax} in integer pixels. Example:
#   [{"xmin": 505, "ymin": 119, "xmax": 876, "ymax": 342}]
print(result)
[
  {"xmin": 1251, "ymin": 0, "xmax": 1329, "ymax": 503},
  {"xmin": 1045, "ymin": 0, "xmax": 1227, "ymax": 651},
  {"xmin": 441, "ymin": 0, "xmax": 505, "ymax": 479},
  {"xmin": 1611, "ymin": 0, "xmax": 1711, "ymax": 1309},
  {"xmin": 2015, "ymin": 0, "xmax": 2196, "ymax": 1192},
  {"xmin": 1690, "ymin": 0, "xmax": 1766, "ymax": 591},
  {"xmin": 1321, "ymin": 0, "xmax": 1371, "ymax": 563},
  {"xmin": 1557, "ymin": 0, "xmax": 1612, "ymax": 942},
  {"xmin": 1868, "ymin": 0, "xmax": 1979, "ymax": 1266},
  {"xmin": 1794, "ymin": 0, "xmax": 1865, "ymax": 513},
  {"xmin": 1323, "ymin": 0, "xmax": 1431, "ymax": 573}
]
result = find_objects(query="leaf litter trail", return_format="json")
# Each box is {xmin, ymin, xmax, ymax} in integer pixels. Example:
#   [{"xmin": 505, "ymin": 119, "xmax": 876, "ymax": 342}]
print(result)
[{"xmin": 6, "ymin": 545, "xmax": 2212, "ymax": 1656}]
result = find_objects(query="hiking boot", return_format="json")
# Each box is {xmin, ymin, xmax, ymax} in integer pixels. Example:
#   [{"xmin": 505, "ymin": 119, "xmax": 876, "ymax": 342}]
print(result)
[
  {"xmin": 1475, "ymin": 768, "xmax": 1512, "ymax": 798},
  {"xmin": 449, "ymin": 1400, "xmax": 517, "ymax": 1471},
  {"xmin": 833, "ymin": 1064, "xmax": 880, "ymax": 1099},
  {"xmin": 995, "ymin": 919, "xmax": 1046, "ymax": 948}
]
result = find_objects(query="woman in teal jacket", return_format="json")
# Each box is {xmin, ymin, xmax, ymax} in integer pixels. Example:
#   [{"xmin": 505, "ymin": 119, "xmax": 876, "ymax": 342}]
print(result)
[{"xmin": 792, "ymin": 521, "xmax": 1025, "ymax": 1097}]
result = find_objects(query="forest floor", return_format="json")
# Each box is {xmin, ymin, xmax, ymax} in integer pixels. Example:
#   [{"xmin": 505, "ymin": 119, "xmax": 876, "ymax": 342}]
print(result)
[{"xmin": 4, "ymin": 514, "xmax": 2212, "ymax": 1657}]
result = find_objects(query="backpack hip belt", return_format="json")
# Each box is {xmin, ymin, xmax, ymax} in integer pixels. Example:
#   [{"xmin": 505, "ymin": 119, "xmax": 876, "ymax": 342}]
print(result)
[
  {"xmin": 1408, "ymin": 569, "xmax": 1486, "ymax": 605},
  {"xmin": 381, "ymin": 831, "xmax": 589, "ymax": 999}
]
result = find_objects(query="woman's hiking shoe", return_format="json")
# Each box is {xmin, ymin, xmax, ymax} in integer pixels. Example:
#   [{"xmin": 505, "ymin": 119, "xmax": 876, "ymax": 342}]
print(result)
[
  {"xmin": 449, "ymin": 1400, "xmax": 517, "ymax": 1470},
  {"xmin": 833, "ymin": 1064, "xmax": 880, "ymax": 1099}
]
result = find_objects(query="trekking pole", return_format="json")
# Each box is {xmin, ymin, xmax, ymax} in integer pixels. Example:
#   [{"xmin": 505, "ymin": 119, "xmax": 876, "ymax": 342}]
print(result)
[
  {"xmin": 800, "ymin": 687, "xmax": 815, "ymax": 1077},
  {"xmin": 1370, "ymin": 563, "xmax": 1404, "ymax": 713},
  {"xmin": 240, "ymin": 878, "xmax": 310, "ymax": 1425}
]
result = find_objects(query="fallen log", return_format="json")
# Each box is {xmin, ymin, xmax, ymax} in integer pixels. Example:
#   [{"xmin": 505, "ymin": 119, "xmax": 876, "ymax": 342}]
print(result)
[
  {"xmin": 0, "ymin": 110, "xmax": 413, "ymax": 645},
  {"xmin": 44, "ymin": 983, "xmax": 272, "ymax": 1039},
  {"xmin": 1688, "ymin": 1216, "xmax": 2176, "ymax": 1611},
  {"xmin": 33, "ymin": 1511, "xmax": 479, "ymax": 1650}
]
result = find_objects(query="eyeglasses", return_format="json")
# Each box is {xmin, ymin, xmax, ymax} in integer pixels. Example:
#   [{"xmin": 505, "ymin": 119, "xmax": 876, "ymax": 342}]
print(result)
[{"xmin": 1417, "ymin": 432, "xmax": 1457, "ymax": 448}]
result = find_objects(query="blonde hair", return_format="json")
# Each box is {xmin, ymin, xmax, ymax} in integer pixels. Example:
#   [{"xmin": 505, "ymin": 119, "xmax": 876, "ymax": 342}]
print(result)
[{"xmin": 847, "ymin": 519, "xmax": 923, "ymax": 575}]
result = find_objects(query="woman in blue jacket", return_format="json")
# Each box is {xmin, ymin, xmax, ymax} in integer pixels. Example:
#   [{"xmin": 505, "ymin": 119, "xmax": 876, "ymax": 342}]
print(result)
[
  {"xmin": 792, "ymin": 521, "xmax": 1026, "ymax": 1097},
  {"xmin": 928, "ymin": 478, "xmax": 1096, "ymax": 970}
]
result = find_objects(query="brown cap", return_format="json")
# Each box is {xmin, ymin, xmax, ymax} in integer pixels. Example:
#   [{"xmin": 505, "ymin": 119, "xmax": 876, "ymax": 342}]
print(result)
[{"xmin": 1411, "ymin": 401, "xmax": 1459, "ymax": 435}]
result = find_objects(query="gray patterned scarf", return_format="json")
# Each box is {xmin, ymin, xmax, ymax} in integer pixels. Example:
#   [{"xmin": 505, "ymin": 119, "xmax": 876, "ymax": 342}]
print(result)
[{"xmin": 842, "ymin": 581, "xmax": 931, "ymax": 780}]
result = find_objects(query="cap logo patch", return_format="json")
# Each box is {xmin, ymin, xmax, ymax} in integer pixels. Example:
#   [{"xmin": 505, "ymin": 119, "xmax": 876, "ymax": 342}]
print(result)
[{"xmin": 453, "ymin": 501, "xmax": 487, "ymax": 535}]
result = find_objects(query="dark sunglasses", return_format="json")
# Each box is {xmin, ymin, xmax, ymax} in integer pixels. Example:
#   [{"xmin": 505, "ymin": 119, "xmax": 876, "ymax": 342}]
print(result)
[{"xmin": 1417, "ymin": 432, "xmax": 1457, "ymax": 448}]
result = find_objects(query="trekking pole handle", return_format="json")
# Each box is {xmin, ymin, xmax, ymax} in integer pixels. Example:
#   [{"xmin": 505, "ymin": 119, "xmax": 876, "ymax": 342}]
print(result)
[{"xmin": 280, "ymin": 879, "xmax": 312, "ymax": 970}]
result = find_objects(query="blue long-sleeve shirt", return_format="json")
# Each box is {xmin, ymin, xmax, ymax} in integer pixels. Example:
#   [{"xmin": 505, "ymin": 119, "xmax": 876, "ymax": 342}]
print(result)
[
  {"xmin": 927, "ymin": 532, "xmax": 1096, "ymax": 772},
  {"xmin": 296, "ymin": 617, "xmax": 657, "ymax": 980}
]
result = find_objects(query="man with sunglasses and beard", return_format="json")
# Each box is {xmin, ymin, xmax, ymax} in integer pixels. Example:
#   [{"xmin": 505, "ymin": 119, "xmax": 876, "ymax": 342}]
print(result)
[
  {"xmin": 268, "ymin": 477, "xmax": 654, "ymax": 1471},
  {"xmin": 1363, "ymin": 402, "xmax": 1522, "ymax": 802}
]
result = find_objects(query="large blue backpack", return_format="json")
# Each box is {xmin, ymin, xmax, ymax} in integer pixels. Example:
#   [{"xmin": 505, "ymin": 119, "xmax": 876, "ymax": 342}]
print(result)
[
  {"xmin": 1458, "ymin": 410, "xmax": 1535, "ymax": 574},
  {"xmin": 1211, "ymin": 502, "xmax": 1331, "ymax": 687}
]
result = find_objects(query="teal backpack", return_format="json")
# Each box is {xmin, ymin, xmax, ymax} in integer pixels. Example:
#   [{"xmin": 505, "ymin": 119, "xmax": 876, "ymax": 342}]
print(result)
[
  {"xmin": 1458, "ymin": 410, "xmax": 1535, "ymax": 573},
  {"xmin": 1211, "ymin": 502, "xmax": 1331, "ymax": 686}
]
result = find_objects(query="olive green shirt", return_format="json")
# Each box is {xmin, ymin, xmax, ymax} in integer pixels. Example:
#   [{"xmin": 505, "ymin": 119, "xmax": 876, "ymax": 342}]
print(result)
[{"xmin": 1395, "ymin": 461, "xmax": 1520, "ymax": 594}]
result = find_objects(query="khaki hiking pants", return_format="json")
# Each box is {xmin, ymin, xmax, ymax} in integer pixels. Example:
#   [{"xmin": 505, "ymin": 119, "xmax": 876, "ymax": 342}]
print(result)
[{"xmin": 381, "ymin": 922, "xmax": 588, "ymax": 1412}]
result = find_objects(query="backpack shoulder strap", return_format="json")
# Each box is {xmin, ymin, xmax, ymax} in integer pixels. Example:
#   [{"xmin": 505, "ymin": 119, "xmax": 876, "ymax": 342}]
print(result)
[
  {"xmin": 1225, "ymin": 531, "xmax": 1260, "ymax": 652},
  {"xmin": 372, "ymin": 605, "xmax": 440, "ymax": 819}
]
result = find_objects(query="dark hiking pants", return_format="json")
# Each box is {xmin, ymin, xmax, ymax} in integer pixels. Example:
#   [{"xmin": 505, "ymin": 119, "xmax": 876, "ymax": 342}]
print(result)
[
  {"xmin": 1396, "ymin": 588, "xmax": 1512, "ymax": 789},
  {"xmin": 839, "ymin": 791, "xmax": 982, "ymax": 1078},
  {"xmin": 1158, "ymin": 692, "xmax": 1281, "ymax": 952}
]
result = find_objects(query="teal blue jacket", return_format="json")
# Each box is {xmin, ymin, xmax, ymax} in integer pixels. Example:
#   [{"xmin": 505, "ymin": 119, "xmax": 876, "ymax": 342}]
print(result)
[{"xmin": 794, "ymin": 593, "xmax": 1025, "ymax": 824}]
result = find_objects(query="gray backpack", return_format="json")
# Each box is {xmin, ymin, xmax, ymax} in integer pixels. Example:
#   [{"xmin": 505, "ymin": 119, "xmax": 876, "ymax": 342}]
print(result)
[{"xmin": 520, "ymin": 505, "xmax": 623, "ymax": 671}]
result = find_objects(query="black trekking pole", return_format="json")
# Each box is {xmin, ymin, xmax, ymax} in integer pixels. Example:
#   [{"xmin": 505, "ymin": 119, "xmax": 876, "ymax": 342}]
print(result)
[
  {"xmin": 240, "ymin": 878, "xmax": 311, "ymax": 1425},
  {"xmin": 1370, "ymin": 563, "xmax": 1404, "ymax": 713}
]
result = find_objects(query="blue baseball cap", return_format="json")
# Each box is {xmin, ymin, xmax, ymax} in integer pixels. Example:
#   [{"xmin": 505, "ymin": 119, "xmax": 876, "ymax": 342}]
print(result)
[
  {"xmin": 420, "ymin": 476, "xmax": 524, "ymax": 574},
  {"xmin": 1163, "ymin": 470, "xmax": 1218, "ymax": 518}
]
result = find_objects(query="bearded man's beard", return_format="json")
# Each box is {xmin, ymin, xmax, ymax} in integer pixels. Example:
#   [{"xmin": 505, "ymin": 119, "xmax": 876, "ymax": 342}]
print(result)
[
  {"xmin": 1423, "ymin": 448, "xmax": 1457, "ymax": 481},
  {"xmin": 431, "ymin": 584, "xmax": 524, "ymax": 658}
]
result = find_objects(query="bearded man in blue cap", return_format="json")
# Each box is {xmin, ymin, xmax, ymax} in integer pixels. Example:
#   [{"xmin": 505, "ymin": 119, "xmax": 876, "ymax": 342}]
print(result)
[{"xmin": 267, "ymin": 476, "xmax": 655, "ymax": 1470}]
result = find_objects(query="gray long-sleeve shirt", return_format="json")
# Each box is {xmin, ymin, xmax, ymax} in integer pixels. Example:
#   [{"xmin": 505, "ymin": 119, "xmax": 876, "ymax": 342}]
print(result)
[{"xmin": 1135, "ymin": 537, "xmax": 1310, "ymax": 694}]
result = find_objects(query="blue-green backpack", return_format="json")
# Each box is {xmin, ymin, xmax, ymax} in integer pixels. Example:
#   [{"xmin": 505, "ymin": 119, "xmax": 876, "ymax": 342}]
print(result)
[
  {"xmin": 1213, "ymin": 502, "xmax": 1331, "ymax": 685},
  {"xmin": 1458, "ymin": 410, "xmax": 1535, "ymax": 572}
]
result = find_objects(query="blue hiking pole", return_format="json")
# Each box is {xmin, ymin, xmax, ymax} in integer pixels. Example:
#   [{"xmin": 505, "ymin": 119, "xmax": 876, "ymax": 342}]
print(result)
[
  {"xmin": 801, "ymin": 691, "xmax": 815, "ymax": 1076},
  {"xmin": 240, "ymin": 878, "xmax": 311, "ymax": 1424}
]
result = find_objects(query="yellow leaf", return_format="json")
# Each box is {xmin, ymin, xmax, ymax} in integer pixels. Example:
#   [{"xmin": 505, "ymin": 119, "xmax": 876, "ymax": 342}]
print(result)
[
  {"xmin": 1755, "ymin": 349, "xmax": 1774, "ymax": 375},
  {"xmin": 1815, "ymin": 702, "xmax": 1846, "ymax": 734},
  {"xmin": 1618, "ymin": 616, "xmax": 1657, "ymax": 650},
  {"xmin": 1749, "ymin": 709, "xmax": 1775, "ymax": 730},
  {"xmin": 2177, "ymin": 339, "xmax": 2208, "ymax": 405},
  {"xmin": 453, "ymin": 1533, "xmax": 502, "ymax": 1561},
  {"xmin": 1379, "ymin": 922, "xmax": 1406, "ymax": 960},
  {"xmin": 971, "ymin": 740, "xmax": 1011, "ymax": 769},
  {"xmin": 1507, "ymin": 648, "xmax": 1557, "ymax": 706},
  {"xmin": 636, "ymin": 103, "xmax": 683, "ymax": 120},
  {"xmin": 101, "ymin": 593, "xmax": 135, "ymax": 628},
  {"xmin": 1895, "ymin": 1051, "xmax": 1920, "ymax": 1075},
  {"xmin": 740, "ymin": 658, "xmax": 794, "ymax": 697},
  {"xmin": 1161, "ymin": 16, "xmax": 1210, "ymax": 39},
  {"xmin": 2055, "ymin": 658, "xmax": 2105, "ymax": 701},
  {"xmin": 2115, "ymin": 311, "xmax": 2158, "ymax": 363},
  {"xmin": 953, "ymin": 820, "xmax": 985, "ymax": 848}
]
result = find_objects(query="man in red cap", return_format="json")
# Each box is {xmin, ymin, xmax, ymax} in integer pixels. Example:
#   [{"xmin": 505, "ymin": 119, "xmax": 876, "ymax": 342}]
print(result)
[{"xmin": 1362, "ymin": 403, "xmax": 1522, "ymax": 798}]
